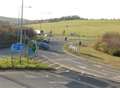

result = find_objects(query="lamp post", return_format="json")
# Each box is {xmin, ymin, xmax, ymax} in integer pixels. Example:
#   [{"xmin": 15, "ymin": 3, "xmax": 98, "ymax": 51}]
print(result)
[
  {"xmin": 20, "ymin": 0, "xmax": 24, "ymax": 44},
  {"xmin": 19, "ymin": 0, "xmax": 24, "ymax": 64}
]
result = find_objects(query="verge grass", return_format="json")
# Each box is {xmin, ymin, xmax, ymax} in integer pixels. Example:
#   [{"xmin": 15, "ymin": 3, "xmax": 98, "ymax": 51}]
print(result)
[
  {"xmin": 0, "ymin": 57, "xmax": 50, "ymax": 70},
  {"xmin": 65, "ymin": 45, "xmax": 120, "ymax": 69}
]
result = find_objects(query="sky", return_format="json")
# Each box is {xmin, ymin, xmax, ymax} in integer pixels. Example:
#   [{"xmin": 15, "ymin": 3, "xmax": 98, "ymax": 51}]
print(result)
[{"xmin": 0, "ymin": 0, "xmax": 120, "ymax": 20}]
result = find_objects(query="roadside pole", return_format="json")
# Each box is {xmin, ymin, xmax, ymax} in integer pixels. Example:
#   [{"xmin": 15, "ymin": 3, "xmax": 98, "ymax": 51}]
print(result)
[
  {"xmin": 11, "ymin": 52, "xmax": 14, "ymax": 68},
  {"xmin": 20, "ymin": 0, "xmax": 24, "ymax": 44},
  {"xmin": 19, "ymin": 0, "xmax": 24, "ymax": 64}
]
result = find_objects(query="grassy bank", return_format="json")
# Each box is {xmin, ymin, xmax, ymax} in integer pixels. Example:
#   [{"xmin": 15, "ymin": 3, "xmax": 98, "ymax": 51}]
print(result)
[
  {"xmin": 0, "ymin": 57, "xmax": 51, "ymax": 70},
  {"xmin": 64, "ymin": 45, "xmax": 120, "ymax": 69}
]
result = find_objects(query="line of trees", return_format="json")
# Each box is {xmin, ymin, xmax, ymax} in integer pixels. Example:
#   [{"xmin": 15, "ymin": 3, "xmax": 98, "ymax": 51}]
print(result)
[
  {"xmin": 32, "ymin": 15, "xmax": 87, "ymax": 24},
  {"xmin": 47, "ymin": 15, "xmax": 87, "ymax": 22}
]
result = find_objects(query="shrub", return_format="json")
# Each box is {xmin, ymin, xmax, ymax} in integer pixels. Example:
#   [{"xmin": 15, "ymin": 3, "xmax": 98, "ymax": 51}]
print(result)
[
  {"xmin": 0, "ymin": 23, "xmax": 17, "ymax": 48},
  {"xmin": 22, "ymin": 27, "xmax": 36, "ymax": 38},
  {"xmin": 94, "ymin": 41, "xmax": 108, "ymax": 53},
  {"xmin": 113, "ymin": 50, "xmax": 120, "ymax": 57},
  {"xmin": 0, "ymin": 22, "xmax": 36, "ymax": 48},
  {"xmin": 102, "ymin": 32, "xmax": 120, "ymax": 48},
  {"xmin": 94, "ymin": 32, "xmax": 120, "ymax": 57}
]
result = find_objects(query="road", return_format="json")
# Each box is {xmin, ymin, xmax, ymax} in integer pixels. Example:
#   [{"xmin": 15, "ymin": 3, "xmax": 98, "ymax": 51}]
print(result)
[
  {"xmin": 0, "ymin": 71, "xmax": 94, "ymax": 88},
  {"xmin": 0, "ymin": 37, "xmax": 120, "ymax": 88},
  {"xmin": 0, "ymin": 69, "xmax": 119, "ymax": 88},
  {"xmin": 0, "ymin": 47, "xmax": 116, "ymax": 88},
  {"xmin": 37, "ymin": 37, "xmax": 120, "ymax": 82}
]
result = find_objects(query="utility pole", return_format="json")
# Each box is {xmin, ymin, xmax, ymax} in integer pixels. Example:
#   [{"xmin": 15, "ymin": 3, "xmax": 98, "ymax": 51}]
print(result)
[
  {"xmin": 19, "ymin": 0, "xmax": 24, "ymax": 64},
  {"xmin": 20, "ymin": 0, "xmax": 24, "ymax": 44}
]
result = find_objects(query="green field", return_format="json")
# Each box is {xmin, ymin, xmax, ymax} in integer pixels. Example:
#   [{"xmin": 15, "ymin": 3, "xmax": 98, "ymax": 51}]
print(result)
[{"xmin": 27, "ymin": 20, "xmax": 120, "ymax": 37}]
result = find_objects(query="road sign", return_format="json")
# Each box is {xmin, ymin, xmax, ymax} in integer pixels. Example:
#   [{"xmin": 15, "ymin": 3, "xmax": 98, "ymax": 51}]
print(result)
[
  {"xmin": 11, "ymin": 43, "xmax": 25, "ymax": 53},
  {"xmin": 27, "ymin": 40, "xmax": 38, "ymax": 58},
  {"xmin": 28, "ymin": 48, "xmax": 34, "ymax": 58}
]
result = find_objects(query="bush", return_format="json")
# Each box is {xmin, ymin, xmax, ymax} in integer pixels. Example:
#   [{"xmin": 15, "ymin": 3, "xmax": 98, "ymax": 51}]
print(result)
[
  {"xmin": 113, "ymin": 50, "xmax": 120, "ymax": 57},
  {"xmin": 0, "ymin": 23, "xmax": 17, "ymax": 48},
  {"xmin": 16, "ymin": 27, "xmax": 37, "ymax": 44},
  {"xmin": 94, "ymin": 32, "xmax": 120, "ymax": 57},
  {"xmin": 22, "ymin": 27, "xmax": 36, "ymax": 38},
  {"xmin": 0, "ymin": 22, "xmax": 36, "ymax": 48},
  {"xmin": 94, "ymin": 41, "xmax": 108, "ymax": 53}
]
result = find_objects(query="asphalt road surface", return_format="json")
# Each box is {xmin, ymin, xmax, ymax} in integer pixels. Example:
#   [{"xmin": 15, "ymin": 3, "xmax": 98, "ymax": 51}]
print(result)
[
  {"xmin": 0, "ymin": 71, "xmax": 93, "ymax": 88},
  {"xmin": 0, "ymin": 70, "xmax": 119, "ymax": 88},
  {"xmin": 37, "ymin": 37, "xmax": 120, "ymax": 82}
]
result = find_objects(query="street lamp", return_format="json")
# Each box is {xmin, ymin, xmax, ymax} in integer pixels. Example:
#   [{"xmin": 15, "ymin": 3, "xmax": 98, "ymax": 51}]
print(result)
[
  {"xmin": 20, "ymin": 0, "xmax": 24, "ymax": 44},
  {"xmin": 18, "ymin": 0, "xmax": 24, "ymax": 64}
]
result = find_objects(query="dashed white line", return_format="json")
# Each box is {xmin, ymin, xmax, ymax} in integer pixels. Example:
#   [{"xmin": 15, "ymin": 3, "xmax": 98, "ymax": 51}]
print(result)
[
  {"xmin": 24, "ymin": 75, "xmax": 38, "ymax": 79},
  {"xmin": 41, "ymin": 55, "xmax": 49, "ymax": 59},
  {"xmin": 93, "ymin": 64, "xmax": 102, "ymax": 68},
  {"xmin": 51, "ymin": 52, "xmax": 59, "ymax": 56},
  {"xmin": 49, "ymin": 81, "xmax": 68, "ymax": 85}
]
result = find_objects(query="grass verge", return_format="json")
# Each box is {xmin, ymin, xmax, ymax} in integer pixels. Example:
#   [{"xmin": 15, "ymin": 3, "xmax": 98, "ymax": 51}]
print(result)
[
  {"xmin": 0, "ymin": 57, "xmax": 52, "ymax": 70},
  {"xmin": 64, "ymin": 45, "xmax": 120, "ymax": 70}
]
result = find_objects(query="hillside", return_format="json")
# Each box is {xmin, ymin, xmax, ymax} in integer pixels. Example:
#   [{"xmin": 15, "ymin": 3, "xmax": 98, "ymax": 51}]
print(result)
[
  {"xmin": 0, "ymin": 16, "xmax": 30, "ymax": 24},
  {"xmin": 27, "ymin": 20, "xmax": 120, "ymax": 37}
]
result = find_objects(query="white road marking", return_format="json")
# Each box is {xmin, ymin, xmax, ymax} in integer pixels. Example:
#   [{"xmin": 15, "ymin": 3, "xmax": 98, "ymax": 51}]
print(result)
[
  {"xmin": 71, "ymin": 60, "xmax": 85, "ymax": 66},
  {"xmin": 48, "ymin": 64, "xmax": 56, "ymax": 67},
  {"xmin": 78, "ymin": 66, "xmax": 87, "ymax": 69},
  {"xmin": 25, "ymin": 75, "xmax": 38, "ymax": 78},
  {"xmin": 49, "ymin": 81, "xmax": 68, "ymax": 85},
  {"xmin": 112, "ymin": 76, "xmax": 120, "ymax": 82},
  {"xmin": 51, "ymin": 52, "xmax": 59, "ymax": 56},
  {"xmin": 68, "ymin": 60, "xmax": 108, "ymax": 76},
  {"xmin": 78, "ymin": 65, "xmax": 108, "ymax": 76},
  {"xmin": 65, "ymin": 70, "xmax": 70, "ymax": 73},
  {"xmin": 41, "ymin": 55, "xmax": 49, "ymax": 59},
  {"xmin": 55, "ymin": 66, "xmax": 62, "ymax": 70},
  {"xmin": 93, "ymin": 64, "xmax": 102, "ymax": 68}
]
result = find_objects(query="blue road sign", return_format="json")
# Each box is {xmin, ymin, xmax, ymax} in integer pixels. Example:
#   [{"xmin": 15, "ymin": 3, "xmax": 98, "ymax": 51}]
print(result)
[
  {"xmin": 11, "ymin": 43, "xmax": 25, "ymax": 53},
  {"xmin": 28, "ymin": 48, "xmax": 34, "ymax": 58}
]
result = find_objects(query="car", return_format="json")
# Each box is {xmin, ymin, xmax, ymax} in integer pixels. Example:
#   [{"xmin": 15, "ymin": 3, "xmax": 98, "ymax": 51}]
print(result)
[
  {"xmin": 41, "ymin": 39, "xmax": 50, "ymax": 43},
  {"xmin": 37, "ymin": 42, "xmax": 50, "ymax": 50}
]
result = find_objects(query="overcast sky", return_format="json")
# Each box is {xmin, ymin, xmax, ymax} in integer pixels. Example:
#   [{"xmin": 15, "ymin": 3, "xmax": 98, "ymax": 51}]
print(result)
[{"xmin": 0, "ymin": 0, "xmax": 120, "ymax": 20}]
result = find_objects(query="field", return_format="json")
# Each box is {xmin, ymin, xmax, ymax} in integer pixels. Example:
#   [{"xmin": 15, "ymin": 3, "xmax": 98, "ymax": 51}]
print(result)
[{"xmin": 27, "ymin": 20, "xmax": 120, "ymax": 37}]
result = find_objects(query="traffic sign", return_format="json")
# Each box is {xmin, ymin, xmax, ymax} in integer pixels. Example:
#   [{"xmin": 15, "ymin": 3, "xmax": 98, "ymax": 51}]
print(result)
[
  {"xmin": 28, "ymin": 48, "xmax": 34, "ymax": 58},
  {"xmin": 27, "ymin": 40, "xmax": 38, "ymax": 58},
  {"xmin": 11, "ymin": 43, "xmax": 25, "ymax": 53}
]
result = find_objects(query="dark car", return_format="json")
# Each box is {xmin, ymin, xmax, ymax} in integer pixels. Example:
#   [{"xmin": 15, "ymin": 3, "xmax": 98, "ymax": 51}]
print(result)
[
  {"xmin": 41, "ymin": 39, "xmax": 50, "ymax": 43},
  {"xmin": 37, "ymin": 42, "xmax": 50, "ymax": 50}
]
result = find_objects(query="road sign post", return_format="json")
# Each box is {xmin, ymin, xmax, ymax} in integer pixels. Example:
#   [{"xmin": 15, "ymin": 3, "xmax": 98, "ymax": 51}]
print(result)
[
  {"xmin": 11, "ymin": 52, "xmax": 14, "ymax": 68},
  {"xmin": 11, "ymin": 43, "xmax": 25, "ymax": 64}
]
